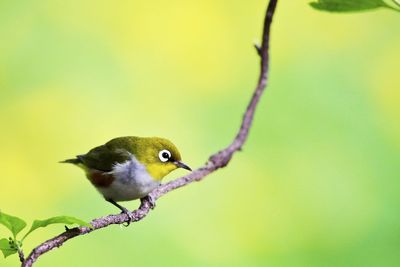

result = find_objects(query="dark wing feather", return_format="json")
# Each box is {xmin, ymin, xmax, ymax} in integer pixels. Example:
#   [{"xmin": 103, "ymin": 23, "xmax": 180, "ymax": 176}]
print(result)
[{"xmin": 78, "ymin": 143, "xmax": 131, "ymax": 172}]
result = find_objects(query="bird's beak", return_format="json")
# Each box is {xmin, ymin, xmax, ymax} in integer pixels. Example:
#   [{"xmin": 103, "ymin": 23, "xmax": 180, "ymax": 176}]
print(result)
[{"xmin": 174, "ymin": 161, "xmax": 192, "ymax": 171}]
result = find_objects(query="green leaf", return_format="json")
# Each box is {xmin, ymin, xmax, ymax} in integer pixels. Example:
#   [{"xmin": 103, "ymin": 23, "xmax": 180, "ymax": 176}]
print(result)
[
  {"xmin": 310, "ymin": 0, "xmax": 390, "ymax": 12},
  {"xmin": 0, "ymin": 238, "xmax": 17, "ymax": 258},
  {"xmin": 23, "ymin": 216, "xmax": 92, "ymax": 240},
  {"xmin": 0, "ymin": 212, "xmax": 27, "ymax": 238}
]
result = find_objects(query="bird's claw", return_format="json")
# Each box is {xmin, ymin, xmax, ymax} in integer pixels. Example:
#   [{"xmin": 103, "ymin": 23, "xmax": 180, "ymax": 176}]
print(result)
[
  {"xmin": 121, "ymin": 208, "xmax": 134, "ymax": 227},
  {"xmin": 141, "ymin": 195, "xmax": 156, "ymax": 209},
  {"xmin": 105, "ymin": 198, "xmax": 134, "ymax": 227}
]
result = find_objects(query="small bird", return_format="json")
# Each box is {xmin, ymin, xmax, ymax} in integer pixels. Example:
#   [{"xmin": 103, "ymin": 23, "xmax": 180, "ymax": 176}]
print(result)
[{"xmin": 62, "ymin": 136, "xmax": 191, "ymax": 222}]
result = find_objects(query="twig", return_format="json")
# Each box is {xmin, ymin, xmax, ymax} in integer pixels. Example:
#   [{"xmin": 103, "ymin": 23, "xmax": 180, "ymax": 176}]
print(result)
[
  {"xmin": 22, "ymin": 1, "xmax": 278, "ymax": 266},
  {"xmin": 17, "ymin": 248, "xmax": 24, "ymax": 264}
]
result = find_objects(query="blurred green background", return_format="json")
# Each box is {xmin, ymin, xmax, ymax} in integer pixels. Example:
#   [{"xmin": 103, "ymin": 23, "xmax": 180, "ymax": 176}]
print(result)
[{"xmin": 1, "ymin": 0, "xmax": 399, "ymax": 266}]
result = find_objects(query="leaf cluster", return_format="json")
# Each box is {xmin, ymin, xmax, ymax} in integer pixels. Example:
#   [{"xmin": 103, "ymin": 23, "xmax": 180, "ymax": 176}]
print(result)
[{"xmin": 0, "ymin": 211, "xmax": 91, "ymax": 259}]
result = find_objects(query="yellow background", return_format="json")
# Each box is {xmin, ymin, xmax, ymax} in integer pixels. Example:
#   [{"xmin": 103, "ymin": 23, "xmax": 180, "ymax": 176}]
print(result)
[{"xmin": 1, "ymin": 0, "xmax": 399, "ymax": 266}]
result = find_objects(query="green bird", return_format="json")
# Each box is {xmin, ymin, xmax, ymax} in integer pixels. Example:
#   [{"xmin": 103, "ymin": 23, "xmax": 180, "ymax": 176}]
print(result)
[{"xmin": 62, "ymin": 136, "xmax": 191, "ymax": 221}]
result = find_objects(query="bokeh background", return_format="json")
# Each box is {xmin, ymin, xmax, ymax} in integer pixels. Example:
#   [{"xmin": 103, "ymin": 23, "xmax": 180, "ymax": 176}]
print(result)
[{"xmin": 1, "ymin": 0, "xmax": 399, "ymax": 266}]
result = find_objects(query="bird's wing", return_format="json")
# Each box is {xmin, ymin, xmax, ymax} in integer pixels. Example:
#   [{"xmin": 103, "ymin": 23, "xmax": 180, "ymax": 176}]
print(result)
[{"xmin": 79, "ymin": 143, "xmax": 131, "ymax": 172}]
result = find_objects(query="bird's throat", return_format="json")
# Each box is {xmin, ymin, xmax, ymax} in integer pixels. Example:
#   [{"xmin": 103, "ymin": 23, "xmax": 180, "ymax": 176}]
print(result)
[{"xmin": 145, "ymin": 163, "xmax": 177, "ymax": 181}]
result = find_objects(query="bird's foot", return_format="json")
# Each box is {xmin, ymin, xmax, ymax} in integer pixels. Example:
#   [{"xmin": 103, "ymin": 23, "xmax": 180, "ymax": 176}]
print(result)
[
  {"xmin": 140, "ymin": 195, "xmax": 156, "ymax": 209},
  {"xmin": 120, "ymin": 207, "xmax": 134, "ymax": 227},
  {"xmin": 105, "ymin": 198, "xmax": 134, "ymax": 227}
]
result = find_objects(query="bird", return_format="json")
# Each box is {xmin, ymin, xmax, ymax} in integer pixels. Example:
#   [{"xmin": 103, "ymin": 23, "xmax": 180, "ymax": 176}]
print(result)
[{"xmin": 61, "ymin": 136, "xmax": 191, "ymax": 223}]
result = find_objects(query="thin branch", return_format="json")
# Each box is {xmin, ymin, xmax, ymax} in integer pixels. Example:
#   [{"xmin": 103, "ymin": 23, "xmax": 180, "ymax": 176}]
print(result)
[
  {"xmin": 254, "ymin": 43, "xmax": 262, "ymax": 56},
  {"xmin": 17, "ymin": 248, "xmax": 24, "ymax": 264},
  {"xmin": 22, "ymin": 1, "xmax": 278, "ymax": 266}
]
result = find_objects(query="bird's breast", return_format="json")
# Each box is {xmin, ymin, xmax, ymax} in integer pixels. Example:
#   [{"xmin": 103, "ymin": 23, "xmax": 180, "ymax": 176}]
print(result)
[{"xmin": 86, "ymin": 156, "xmax": 160, "ymax": 201}]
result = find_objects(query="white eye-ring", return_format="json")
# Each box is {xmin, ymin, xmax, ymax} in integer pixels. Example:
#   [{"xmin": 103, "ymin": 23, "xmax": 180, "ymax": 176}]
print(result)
[{"xmin": 158, "ymin": 149, "xmax": 171, "ymax": 162}]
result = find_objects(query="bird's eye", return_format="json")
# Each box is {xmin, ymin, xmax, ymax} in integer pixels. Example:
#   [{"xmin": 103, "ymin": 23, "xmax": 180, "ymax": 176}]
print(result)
[{"xmin": 158, "ymin": 149, "xmax": 171, "ymax": 162}]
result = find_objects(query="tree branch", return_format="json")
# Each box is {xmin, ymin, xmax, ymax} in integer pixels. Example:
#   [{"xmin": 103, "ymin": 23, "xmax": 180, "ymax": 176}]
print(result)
[
  {"xmin": 22, "ymin": 1, "xmax": 278, "ymax": 266},
  {"xmin": 17, "ymin": 248, "xmax": 24, "ymax": 264}
]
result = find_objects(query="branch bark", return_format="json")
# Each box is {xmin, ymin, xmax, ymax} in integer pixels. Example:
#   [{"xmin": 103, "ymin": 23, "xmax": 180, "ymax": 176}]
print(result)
[
  {"xmin": 22, "ymin": 1, "xmax": 278, "ymax": 266},
  {"xmin": 17, "ymin": 248, "xmax": 24, "ymax": 264}
]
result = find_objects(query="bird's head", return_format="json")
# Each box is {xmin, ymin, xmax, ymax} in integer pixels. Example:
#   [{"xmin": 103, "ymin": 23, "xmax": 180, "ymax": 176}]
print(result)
[{"xmin": 134, "ymin": 137, "xmax": 191, "ymax": 180}]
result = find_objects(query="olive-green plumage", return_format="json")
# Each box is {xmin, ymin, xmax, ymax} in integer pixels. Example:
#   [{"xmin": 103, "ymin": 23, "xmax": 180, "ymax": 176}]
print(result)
[
  {"xmin": 62, "ymin": 136, "xmax": 191, "ymax": 222},
  {"xmin": 77, "ymin": 136, "xmax": 182, "ymax": 172},
  {"xmin": 62, "ymin": 135, "xmax": 190, "ymax": 192}
]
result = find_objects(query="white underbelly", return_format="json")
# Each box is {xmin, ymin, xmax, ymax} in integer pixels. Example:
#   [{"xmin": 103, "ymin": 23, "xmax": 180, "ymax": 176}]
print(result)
[
  {"xmin": 97, "ymin": 177, "xmax": 160, "ymax": 201},
  {"xmin": 95, "ymin": 155, "xmax": 160, "ymax": 201}
]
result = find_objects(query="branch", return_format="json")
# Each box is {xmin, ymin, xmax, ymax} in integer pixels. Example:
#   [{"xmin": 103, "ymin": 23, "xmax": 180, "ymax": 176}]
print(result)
[
  {"xmin": 18, "ymin": 248, "xmax": 24, "ymax": 264},
  {"xmin": 22, "ymin": 1, "xmax": 278, "ymax": 266}
]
